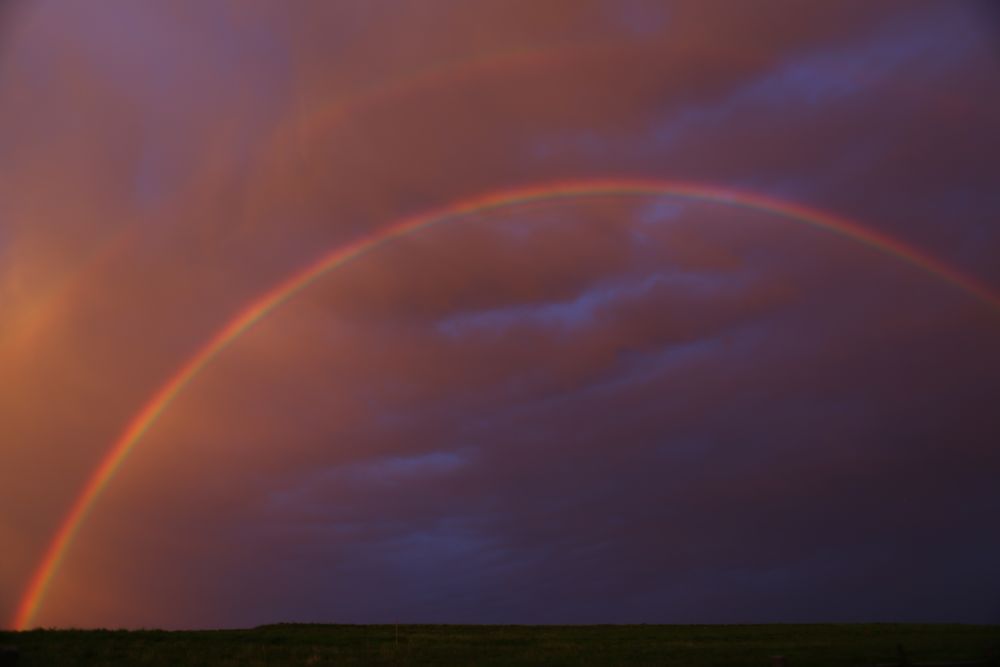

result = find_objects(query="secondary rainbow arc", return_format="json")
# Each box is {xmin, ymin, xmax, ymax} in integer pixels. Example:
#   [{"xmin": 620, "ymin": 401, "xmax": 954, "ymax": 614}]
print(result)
[{"xmin": 14, "ymin": 178, "xmax": 999, "ymax": 630}]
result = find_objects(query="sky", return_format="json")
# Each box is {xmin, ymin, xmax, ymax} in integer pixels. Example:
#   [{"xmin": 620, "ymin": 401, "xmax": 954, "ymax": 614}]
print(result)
[{"xmin": 1, "ymin": 0, "xmax": 999, "ymax": 629}]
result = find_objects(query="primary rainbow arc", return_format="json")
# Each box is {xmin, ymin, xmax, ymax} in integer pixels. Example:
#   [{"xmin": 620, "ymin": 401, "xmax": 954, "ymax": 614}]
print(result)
[{"xmin": 14, "ymin": 178, "xmax": 999, "ymax": 630}]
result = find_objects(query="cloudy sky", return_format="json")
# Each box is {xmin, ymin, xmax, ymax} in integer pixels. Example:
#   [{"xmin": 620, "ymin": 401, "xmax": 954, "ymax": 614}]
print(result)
[{"xmin": 1, "ymin": 0, "xmax": 999, "ymax": 629}]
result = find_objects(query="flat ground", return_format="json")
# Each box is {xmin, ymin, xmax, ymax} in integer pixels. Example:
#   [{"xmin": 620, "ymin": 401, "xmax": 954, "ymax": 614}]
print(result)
[{"xmin": 1, "ymin": 623, "xmax": 998, "ymax": 666}]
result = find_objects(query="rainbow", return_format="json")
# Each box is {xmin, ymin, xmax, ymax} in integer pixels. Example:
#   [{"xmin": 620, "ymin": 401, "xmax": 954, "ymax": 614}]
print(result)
[{"xmin": 14, "ymin": 178, "xmax": 999, "ymax": 629}]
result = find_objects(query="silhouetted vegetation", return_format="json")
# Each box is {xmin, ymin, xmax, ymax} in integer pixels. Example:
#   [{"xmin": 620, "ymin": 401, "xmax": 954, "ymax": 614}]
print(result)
[{"xmin": 1, "ymin": 623, "xmax": 997, "ymax": 666}]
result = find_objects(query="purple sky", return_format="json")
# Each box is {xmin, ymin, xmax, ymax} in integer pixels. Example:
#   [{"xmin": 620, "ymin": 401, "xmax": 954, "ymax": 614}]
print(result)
[{"xmin": 1, "ymin": 0, "xmax": 999, "ymax": 628}]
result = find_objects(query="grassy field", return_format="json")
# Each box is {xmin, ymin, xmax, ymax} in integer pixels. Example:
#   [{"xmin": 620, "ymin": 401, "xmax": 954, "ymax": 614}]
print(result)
[{"xmin": 1, "ymin": 623, "xmax": 998, "ymax": 666}]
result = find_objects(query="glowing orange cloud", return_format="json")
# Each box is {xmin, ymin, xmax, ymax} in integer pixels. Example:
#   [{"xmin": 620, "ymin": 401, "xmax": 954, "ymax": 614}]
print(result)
[
  {"xmin": 1, "ymin": 230, "xmax": 135, "ymax": 356},
  {"xmin": 15, "ymin": 178, "xmax": 999, "ymax": 629}
]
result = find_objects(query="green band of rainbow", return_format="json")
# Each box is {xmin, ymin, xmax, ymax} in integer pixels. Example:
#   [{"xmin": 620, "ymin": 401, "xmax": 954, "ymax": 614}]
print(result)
[{"xmin": 15, "ymin": 178, "xmax": 998, "ymax": 629}]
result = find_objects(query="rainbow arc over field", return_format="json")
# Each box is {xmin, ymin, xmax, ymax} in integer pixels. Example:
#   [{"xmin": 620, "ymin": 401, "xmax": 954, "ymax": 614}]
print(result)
[{"xmin": 14, "ymin": 178, "xmax": 1000, "ymax": 629}]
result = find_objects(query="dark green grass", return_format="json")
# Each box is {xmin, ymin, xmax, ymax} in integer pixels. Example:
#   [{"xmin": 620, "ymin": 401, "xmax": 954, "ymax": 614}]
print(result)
[{"xmin": 2, "ymin": 623, "xmax": 998, "ymax": 666}]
